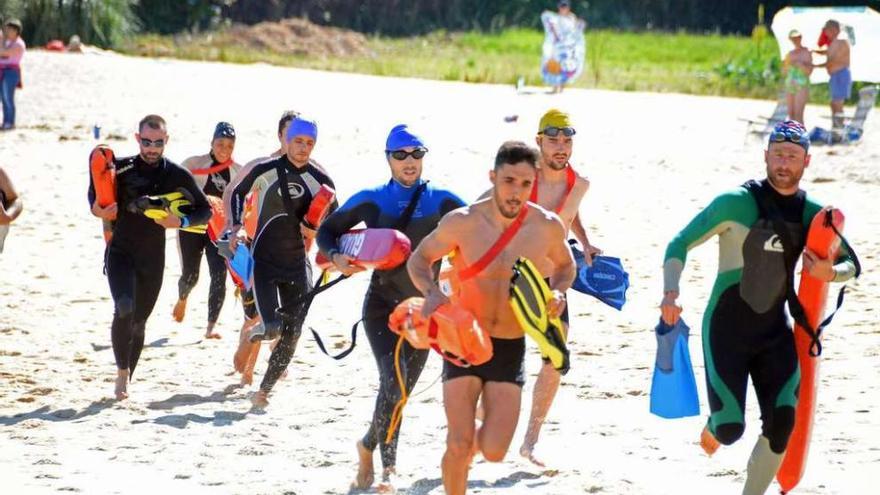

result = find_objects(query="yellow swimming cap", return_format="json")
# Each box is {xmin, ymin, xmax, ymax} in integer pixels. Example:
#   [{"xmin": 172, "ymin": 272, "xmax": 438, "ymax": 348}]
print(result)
[{"xmin": 538, "ymin": 109, "xmax": 573, "ymax": 133}]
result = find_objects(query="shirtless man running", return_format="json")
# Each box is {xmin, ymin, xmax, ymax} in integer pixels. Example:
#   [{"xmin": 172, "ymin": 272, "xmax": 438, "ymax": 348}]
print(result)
[{"xmin": 408, "ymin": 140, "xmax": 575, "ymax": 495}]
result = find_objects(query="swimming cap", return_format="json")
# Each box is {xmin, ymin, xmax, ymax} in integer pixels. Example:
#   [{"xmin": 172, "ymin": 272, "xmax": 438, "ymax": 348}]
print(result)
[
  {"xmin": 213, "ymin": 121, "xmax": 236, "ymax": 140},
  {"xmin": 768, "ymin": 120, "xmax": 810, "ymax": 152},
  {"xmin": 538, "ymin": 109, "xmax": 574, "ymax": 133},
  {"xmin": 286, "ymin": 117, "xmax": 318, "ymax": 143},
  {"xmin": 385, "ymin": 124, "xmax": 426, "ymax": 151}
]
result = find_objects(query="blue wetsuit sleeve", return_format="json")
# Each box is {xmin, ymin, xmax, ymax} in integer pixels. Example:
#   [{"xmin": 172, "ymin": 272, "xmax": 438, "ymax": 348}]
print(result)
[{"xmin": 316, "ymin": 191, "xmax": 375, "ymax": 256}]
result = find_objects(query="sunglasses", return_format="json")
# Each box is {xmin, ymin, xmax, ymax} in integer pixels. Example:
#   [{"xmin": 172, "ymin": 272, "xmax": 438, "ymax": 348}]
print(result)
[
  {"xmin": 387, "ymin": 148, "xmax": 427, "ymax": 160},
  {"xmin": 540, "ymin": 126, "xmax": 576, "ymax": 137},
  {"xmin": 140, "ymin": 138, "xmax": 166, "ymax": 148}
]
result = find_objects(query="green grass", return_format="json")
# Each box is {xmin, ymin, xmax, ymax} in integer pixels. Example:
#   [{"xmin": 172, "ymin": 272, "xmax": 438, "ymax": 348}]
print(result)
[{"xmin": 120, "ymin": 28, "xmax": 868, "ymax": 104}]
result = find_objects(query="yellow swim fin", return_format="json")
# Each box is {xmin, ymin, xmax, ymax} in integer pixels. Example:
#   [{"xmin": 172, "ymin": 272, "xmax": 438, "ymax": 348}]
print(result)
[
  {"xmin": 509, "ymin": 257, "xmax": 570, "ymax": 375},
  {"xmin": 133, "ymin": 189, "xmax": 206, "ymax": 234}
]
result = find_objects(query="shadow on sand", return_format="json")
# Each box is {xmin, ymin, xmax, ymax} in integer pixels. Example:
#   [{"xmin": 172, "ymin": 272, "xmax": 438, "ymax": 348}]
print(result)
[{"xmin": 0, "ymin": 397, "xmax": 116, "ymax": 426}]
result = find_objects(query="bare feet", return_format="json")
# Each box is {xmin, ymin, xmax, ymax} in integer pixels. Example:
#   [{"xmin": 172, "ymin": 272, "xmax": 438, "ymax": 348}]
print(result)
[
  {"xmin": 377, "ymin": 467, "xmax": 397, "ymax": 493},
  {"xmin": 172, "ymin": 298, "xmax": 187, "ymax": 323},
  {"xmin": 519, "ymin": 442, "xmax": 546, "ymax": 467},
  {"xmin": 700, "ymin": 425, "xmax": 720, "ymax": 456},
  {"xmin": 354, "ymin": 440, "xmax": 375, "ymax": 490},
  {"xmin": 114, "ymin": 369, "xmax": 129, "ymax": 401},
  {"xmin": 204, "ymin": 322, "xmax": 222, "ymax": 339},
  {"xmin": 251, "ymin": 389, "xmax": 269, "ymax": 409}
]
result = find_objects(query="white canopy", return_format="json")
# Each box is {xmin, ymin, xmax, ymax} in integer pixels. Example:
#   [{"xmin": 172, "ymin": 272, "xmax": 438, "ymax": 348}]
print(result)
[{"xmin": 771, "ymin": 6, "xmax": 880, "ymax": 83}]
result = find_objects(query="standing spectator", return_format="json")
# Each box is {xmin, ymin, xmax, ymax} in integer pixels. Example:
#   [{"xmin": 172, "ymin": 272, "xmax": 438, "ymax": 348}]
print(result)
[
  {"xmin": 782, "ymin": 29, "xmax": 812, "ymax": 125},
  {"xmin": 0, "ymin": 18, "xmax": 25, "ymax": 130},
  {"xmin": 813, "ymin": 20, "xmax": 851, "ymax": 128}
]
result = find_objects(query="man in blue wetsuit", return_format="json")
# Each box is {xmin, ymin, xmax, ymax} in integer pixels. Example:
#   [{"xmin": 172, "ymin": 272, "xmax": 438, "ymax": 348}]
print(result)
[{"xmin": 317, "ymin": 125, "xmax": 465, "ymax": 492}]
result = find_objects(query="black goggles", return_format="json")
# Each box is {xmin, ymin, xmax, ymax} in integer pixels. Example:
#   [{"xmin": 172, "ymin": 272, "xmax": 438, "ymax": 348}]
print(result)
[
  {"xmin": 387, "ymin": 148, "xmax": 427, "ymax": 160},
  {"xmin": 540, "ymin": 126, "xmax": 576, "ymax": 137}
]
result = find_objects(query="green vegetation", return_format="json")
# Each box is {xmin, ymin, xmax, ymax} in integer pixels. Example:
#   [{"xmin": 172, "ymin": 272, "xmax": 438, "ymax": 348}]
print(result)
[
  {"xmin": 122, "ymin": 27, "xmax": 806, "ymax": 101},
  {"xmin": 1, "ymin": 0, "xmax": 138, "ymax": 48}
]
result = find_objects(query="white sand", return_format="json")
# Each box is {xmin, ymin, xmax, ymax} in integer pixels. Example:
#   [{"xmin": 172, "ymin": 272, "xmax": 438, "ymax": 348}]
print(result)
[{"xmin": 0, "ymin": 51, "xmax": 878, "ymax": 495}]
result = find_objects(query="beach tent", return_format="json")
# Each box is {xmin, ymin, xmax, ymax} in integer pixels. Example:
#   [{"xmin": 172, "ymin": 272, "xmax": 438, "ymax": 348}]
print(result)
[{"xmin": 771, "ymin": 6, "xmax": 880, "ymax": 84}]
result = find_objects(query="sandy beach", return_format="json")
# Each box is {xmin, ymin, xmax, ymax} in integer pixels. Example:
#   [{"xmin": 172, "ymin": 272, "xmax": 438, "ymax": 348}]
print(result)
[{"xmin": 0, "ymin": 51, "xmax": 878, "ymax": 494}]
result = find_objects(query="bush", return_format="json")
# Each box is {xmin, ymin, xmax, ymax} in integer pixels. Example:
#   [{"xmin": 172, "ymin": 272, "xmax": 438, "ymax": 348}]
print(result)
[{"xmin": 1, "ymin": 0, "xmax": 138, "ymax": 48}]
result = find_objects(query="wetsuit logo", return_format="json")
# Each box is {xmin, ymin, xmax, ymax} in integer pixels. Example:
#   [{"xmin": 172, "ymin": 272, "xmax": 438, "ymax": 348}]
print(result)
[
  {"xmin": 209, "ymin": 173, "xmax": 228, "ymax": 192},
  {"xmin": 763, "ymin": 235, "xmax": 784, "ymax": 253},
  {"xmin": 278, "ymin": 182, "xmax": 305, "ymax": 199}
]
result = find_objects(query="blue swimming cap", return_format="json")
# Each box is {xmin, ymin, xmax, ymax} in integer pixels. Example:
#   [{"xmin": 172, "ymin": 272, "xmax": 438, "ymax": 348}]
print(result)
[
  {"xmin": 385, "ymin": 124, "xmax": 426, "ymax": 152},
  {"xmin": 213, "ymin": 121, "xmax": 236, "ymax": 140},
  {"xmin": 286, "ymin": 117, "xmax": 318, "ymax": 143},
  {"xmin": 768, "ymin": 120, "xmax": 809, "ymax": 152}
]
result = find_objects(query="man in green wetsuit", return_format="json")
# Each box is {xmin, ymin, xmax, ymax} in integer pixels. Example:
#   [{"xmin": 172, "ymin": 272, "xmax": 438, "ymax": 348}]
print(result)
[{"xmin": 660, "ymin": 120, "xmax": 856, "ymax": 495}]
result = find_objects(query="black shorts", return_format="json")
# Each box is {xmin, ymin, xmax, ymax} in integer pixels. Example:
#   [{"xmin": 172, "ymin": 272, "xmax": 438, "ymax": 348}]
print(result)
[{"xmin": 442, "ymin": 337, "xmax": 526, "ymax": 387}]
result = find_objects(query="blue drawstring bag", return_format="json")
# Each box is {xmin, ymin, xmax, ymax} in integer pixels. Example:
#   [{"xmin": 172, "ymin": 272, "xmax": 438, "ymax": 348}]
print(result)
[
  {"xmin": 570, "ymin": 241, "xmax": 630, "ymax": 310},
  {"xmin": 649, "ymin": 317, "xmax": 700, "ymax": 419}
]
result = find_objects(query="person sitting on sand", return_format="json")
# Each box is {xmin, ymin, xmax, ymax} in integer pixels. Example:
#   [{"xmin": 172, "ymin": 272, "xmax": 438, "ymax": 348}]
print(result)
[{"xmin": 782, "ymin": 29, "xmax": 812, "ymax": 125}]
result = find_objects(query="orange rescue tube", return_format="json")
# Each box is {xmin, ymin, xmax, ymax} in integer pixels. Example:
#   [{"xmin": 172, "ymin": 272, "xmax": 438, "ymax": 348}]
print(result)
[
  {"xmin": 777, "ymin": 207, "xmax": 845, "ymax": 493},
  {"xmin": 388, "ymin": 297, "xmax": 493, "ymax": 367},
  {"xmin": 90, "ymin": 145, "xmax": 116, "ymax": 208},
  {"xmin": 205, "ymin": 196, "xmax": 226, "ymax": 243}
]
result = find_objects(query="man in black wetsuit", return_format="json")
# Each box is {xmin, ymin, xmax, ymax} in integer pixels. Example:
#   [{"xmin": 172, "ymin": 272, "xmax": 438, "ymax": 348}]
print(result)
[
  {"xmin": 90, "ymin": 114, "xmax": 211, "ymax": 400},
  {"xmin": 317, "ymin": 124, "xmax": 465, "ymax": 492},
  {"xmin": 226, "ymin": 116, "xmax": 337, "ymax": 408}
]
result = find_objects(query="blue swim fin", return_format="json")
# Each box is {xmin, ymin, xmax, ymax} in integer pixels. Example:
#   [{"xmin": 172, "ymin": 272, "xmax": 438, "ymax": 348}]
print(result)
[
  {"xmin": 229, "ymin": 244, "xmax": 254, "ymax": 291},
  {"xmin": 569, "ymin": 241, "xmax": 629, "ymax": 310},
  {"xmin": 649, "ymin": 318, "xmax": 700, "ymax": 419}
]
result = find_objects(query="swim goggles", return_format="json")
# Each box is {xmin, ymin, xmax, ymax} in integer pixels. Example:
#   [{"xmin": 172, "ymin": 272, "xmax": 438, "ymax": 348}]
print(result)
[
  {"xmin": 540, "ymin": 126, "xmax": 576, "ymax": 137},
  {"xmin": 387, "ymin": 148, "xmax": 427, "ymax": 160},
  {"xmin": 768, "ymin": 122, "xmax": 809, "ymax": 150}
]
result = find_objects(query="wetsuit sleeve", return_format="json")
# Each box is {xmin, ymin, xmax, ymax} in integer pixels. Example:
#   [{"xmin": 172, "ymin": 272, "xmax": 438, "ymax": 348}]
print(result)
[
  {"xmin": 227, "ymin": 162, "xmax": 267, "ymax": 227},
  {"xmin": 316, "ymin": 190, "xmax": 376, "ymax": 256},
  {"xmin": 175, "ymin": 168, "xmax": 211, "ymax": 227},
  {"xmin": 87, "ymin": 173, "xmax": 96, "ymax": 207},
  {"xmin": 440, "ymin": 191, "xmax": 467, "ymax": 214},
  {"xmin": 803, "ymin": 195, "xmax": 857, "ymax": 283},
  {"xmin": 663, "ymin": 190, "xmax": 750, "ymax": 293}
]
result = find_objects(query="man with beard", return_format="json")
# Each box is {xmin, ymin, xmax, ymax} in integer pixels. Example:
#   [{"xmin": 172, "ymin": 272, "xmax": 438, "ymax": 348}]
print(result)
[
  {"xmin": 408, "ymin": 141, "xmax": 575, "ymax": 495},
  {"xmin": 89, "ymin": 114, "xmax": 211, "ymax": 400},
  {"xmin": 317, "ymin": 124, "xmax": 465, "ymax": 492},
  {"xmin": 226, "ymin": 116, "xmax": 337, "ymax": 408},
  {"xmin": 519, "ymin": 108, "xmax": 599, "ymax": 465},
  {"xmin": 660, "ymin": 120, "xmax": 856, "ymax": 495}
]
